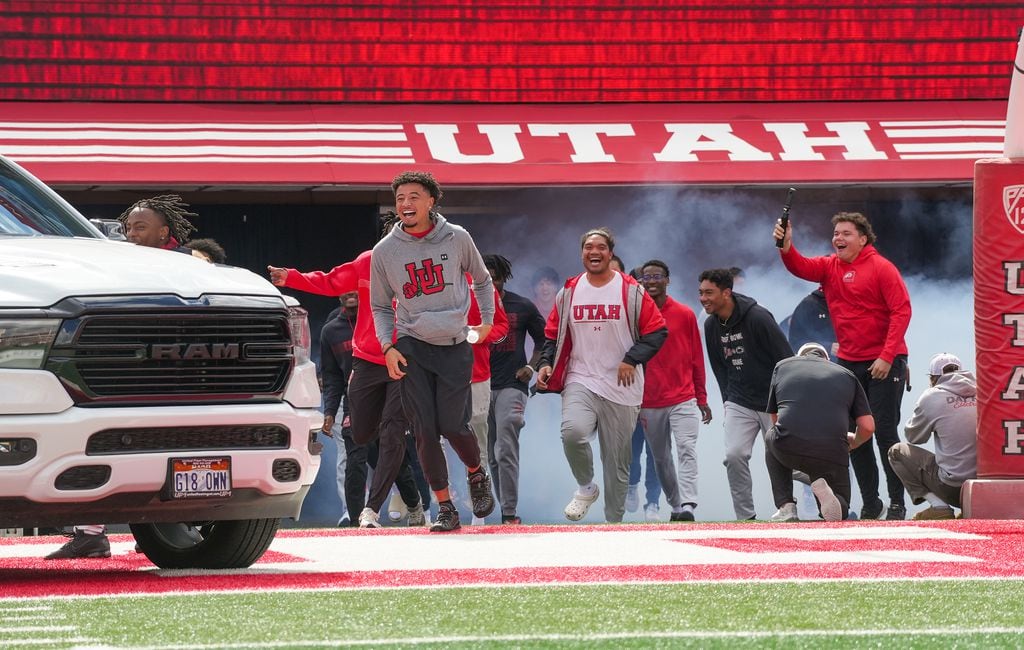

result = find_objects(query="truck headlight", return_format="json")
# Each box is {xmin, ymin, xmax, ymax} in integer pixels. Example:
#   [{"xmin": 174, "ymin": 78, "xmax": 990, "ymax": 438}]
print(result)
[
  {"xmin": 287, "ymin": 307, "xmax": 312, "ymax": 365},
  {"xmin": 0, "ymin": 319, "xmax": 60, "ymax": 369}
]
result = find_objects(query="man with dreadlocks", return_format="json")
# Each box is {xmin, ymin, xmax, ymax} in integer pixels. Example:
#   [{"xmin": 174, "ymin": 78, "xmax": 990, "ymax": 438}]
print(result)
[
  {"xmin": 370, "ymin": 171, "xmax": 496, "ymax": 533},
  {"xmin": 267, "ymin": 214, "xmax": 427, "ymax": 529},
  {"xmin": 119, "ymin": 194, "xmax": 197, "ymax": 253},
  {"xmin": 483, "ymin": 254, "xmax": 546, "ymax": 525},
  {"xmin": 47, "ymin": 194, "xmax": 201, "ymax": 559}
]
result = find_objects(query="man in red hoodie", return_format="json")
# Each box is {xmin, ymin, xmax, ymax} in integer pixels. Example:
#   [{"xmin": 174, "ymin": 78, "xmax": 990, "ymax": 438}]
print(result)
[
  {"xmin": 774, "ymin": 211, "xmax": 912, "ymax": 520},
  {"xmin": 536, "ymin": 228, "xmax": 667, "ymax": 523}
]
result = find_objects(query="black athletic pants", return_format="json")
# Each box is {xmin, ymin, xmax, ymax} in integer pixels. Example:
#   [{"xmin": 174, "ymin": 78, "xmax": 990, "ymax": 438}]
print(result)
[
  {"xmin": 395, "ymin": 336, "xmax": 480, "ymax": 492},
  {"xmin": 347, "ymin": 357, "xmax": 421, "ymax": 513},
  {"xmin": 765, "ymin": 432, "xmax": 851, "ymax": 519},
  {"xmin": 837, "ymin": 355, "xmax": 908, "ymax": 508}
]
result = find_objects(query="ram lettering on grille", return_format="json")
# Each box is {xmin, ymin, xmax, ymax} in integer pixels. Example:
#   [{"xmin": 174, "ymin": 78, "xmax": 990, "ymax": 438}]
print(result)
[{"xmin": 149, "ymin": 343, "xmax": 240, "ymax": 361}]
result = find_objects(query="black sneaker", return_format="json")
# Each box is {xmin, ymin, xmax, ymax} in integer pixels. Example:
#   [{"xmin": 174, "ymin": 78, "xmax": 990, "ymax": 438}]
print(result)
[
  {"xmin": 670, "ymin": 510, "xmax": 695, "ymax": 522},
  {"xmin": 860, "ymin": 498, "xmax": 884, "ymax": 520},
  {"xmin": 430, "ymin": 501, "xmax": 461, "ymax": 532},
  {"xmin": 45, "ymin": 531, "xmax": 111, "ymax": 560},
  {"xmin": 501, "ymin": 515, "xmax": 522, "ymax": 525},
  {"xmin": 886, "ymin": 503, "xmax": 907, "ymax": 520},
  {"xmin": 468, "ymin": 470, "xmax": 495, "ymax": 518}
]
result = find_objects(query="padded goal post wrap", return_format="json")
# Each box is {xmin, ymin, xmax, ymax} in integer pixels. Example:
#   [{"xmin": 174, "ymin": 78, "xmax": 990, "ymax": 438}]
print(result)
[{"xmin": 973, "ymin": 157, "xmax": 1024, "ymax": 476}]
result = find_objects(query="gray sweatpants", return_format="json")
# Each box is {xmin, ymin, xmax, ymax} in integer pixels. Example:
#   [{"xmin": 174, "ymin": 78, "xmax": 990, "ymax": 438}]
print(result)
[
  {"xmin": 469, "ymin": 380, "xmax": 491, "ymax": 470},
  {"xmin": 723, "ymin": 401, "xmax": 773, "ymax": 520},
  {"xmin": 640, "ymin": 399, "xmax": 700, "ymax": 509},
  {"xmin": 488, "ymin": 386, "xmax": 528, "ymax": 517},
  {"xmin": 560, "ymin": 382, "xmax": 639, "ymax": 523}
]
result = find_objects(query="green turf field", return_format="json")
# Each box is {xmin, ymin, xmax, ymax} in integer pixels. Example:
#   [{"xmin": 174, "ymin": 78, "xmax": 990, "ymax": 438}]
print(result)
[{"xmin": 3, "ymin": 580, "xmax": 1024, "ymax": 649}]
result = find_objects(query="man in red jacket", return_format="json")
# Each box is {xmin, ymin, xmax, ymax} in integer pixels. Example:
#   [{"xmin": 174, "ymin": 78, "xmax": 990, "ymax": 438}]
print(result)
[
  {"xmin": 638, "ymin": 259, "xmax": 712, "ymax": 522},
  {"xmin": 536, "ymin": 228, "xmax": 667, "ymax": 523},
  {"xmin": 267, "ymin": 248, "xmax": 427, "ymax": 529},
  {"xmin": 774, "ymin": 211, "xmax": 912, "ymax": 520}
]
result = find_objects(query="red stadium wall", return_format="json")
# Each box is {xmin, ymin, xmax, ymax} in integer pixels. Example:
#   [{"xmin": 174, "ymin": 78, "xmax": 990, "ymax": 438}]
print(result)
[{"xmin": 1, "ymin": 0, "xmax": 1022, "ymax": 103}]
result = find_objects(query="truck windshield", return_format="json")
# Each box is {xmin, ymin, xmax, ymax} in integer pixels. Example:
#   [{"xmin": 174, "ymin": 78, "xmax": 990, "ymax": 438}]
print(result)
[{"xmin": 0, "ymin": 157, "xmax": 101, "ymax": 238}]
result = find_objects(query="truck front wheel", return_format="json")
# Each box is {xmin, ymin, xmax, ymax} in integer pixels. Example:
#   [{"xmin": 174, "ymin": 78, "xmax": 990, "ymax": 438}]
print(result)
[{"xmin": 130, "ymin": 518, "xmax": 280, "ymax": 569}]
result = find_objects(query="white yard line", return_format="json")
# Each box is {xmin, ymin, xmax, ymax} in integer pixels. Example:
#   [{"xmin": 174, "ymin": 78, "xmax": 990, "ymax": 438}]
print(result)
[
  {"xmin": 0, "ymin": 625, "xmax": 76, "ymax": 632},
  {"xmin": 7, "ymin": 640, "xmax": 91, "ymax": 647}
]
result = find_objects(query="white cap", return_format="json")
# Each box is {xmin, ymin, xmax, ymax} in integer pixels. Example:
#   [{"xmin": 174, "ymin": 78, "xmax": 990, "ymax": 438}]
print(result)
[
  {"xmin": 928, "ymin": 352, "xmax": 962, "ymax": 376},
  {"xmin": 797, "ymin": 342, "xmax": 829, "ymax": 360}
]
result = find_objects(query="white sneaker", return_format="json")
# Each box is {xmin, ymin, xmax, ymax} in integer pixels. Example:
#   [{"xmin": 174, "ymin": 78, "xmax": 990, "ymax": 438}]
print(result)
[
  {"xmin": 811, "ymin": 478, "xmax": 843, "ymax": 521},
  {"xmin": 770, "ymin": 502, "xmax": 799, "ymax": 522},
  {"xmin": 407, "ymin": 502, "xmax": 427, "ymax": 527},
  {"xmin": 388, "ymin": 491, "xmax": 408, "ymax": 522},
  {"xmin": 643, "ymin": 502, "xmax": 661, "ymax": 522},
  {"xmin": 625, "ymin": 483, "xmax": 640, "ymax": 512},
  {"xmin": 358, "ymin": 507, "xmax": 381, "ymax": 528},
  {"xmin": 564, "ymin": 485, "xmax": 600, "ymax": 521}
]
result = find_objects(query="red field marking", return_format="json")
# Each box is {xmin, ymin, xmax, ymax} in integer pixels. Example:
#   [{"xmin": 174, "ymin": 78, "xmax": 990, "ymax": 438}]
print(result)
[{"xmin": 1, "ymin": 520, "xmax": 1022, "ymax": 599}]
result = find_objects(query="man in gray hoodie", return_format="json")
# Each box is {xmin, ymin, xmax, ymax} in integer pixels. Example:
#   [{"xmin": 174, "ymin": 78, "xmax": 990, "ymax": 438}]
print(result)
[
  {"xmin": 888, "ymin": 352, "xmax": 977, "ymax": 520},
  {"xmin": 370, "ymin": 171, "xmax": 496, "ymax": 532}
]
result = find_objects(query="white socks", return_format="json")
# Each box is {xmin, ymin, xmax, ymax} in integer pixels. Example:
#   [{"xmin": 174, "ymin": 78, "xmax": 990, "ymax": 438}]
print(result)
[
  {"xmin": 577, "ymin": 482, "xmax": 599, "ymax": 497},
  {"xmin": 924, "ymin": 492, "xmax": 951, "ymax": 509}
]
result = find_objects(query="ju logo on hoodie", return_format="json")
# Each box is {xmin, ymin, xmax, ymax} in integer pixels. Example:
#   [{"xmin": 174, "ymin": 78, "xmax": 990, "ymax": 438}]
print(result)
[{"xmin": 402, "ymin": 259, "xmax": 449, "ymax": 299}]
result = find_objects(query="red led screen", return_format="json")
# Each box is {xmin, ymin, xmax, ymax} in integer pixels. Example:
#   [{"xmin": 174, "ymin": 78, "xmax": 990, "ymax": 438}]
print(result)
[{"xmin": 0, "ymin": 1, "xmax": 1022, "ymax": 103}]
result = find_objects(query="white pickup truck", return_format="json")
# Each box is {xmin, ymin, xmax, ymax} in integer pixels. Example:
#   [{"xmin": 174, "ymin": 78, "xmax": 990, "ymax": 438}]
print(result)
[{"xmin": 0, "ymin": 156, "xmax": 322, "ymax": 568}]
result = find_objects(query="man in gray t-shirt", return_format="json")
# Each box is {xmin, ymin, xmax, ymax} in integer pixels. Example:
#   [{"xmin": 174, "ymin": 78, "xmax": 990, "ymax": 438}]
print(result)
[{"xmin": 765, "ymin": 343, "xmax": 874, "ymax": 521}]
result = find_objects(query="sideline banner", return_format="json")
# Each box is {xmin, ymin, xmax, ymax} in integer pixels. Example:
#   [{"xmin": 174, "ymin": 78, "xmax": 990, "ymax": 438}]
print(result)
[
  {"xmin": 0, "ymin": 101, "xmax": 1007, "ymax": 187},
  {"xmin": 974, "ymin": 158, "xmax": 1024, "ymax": 477}
]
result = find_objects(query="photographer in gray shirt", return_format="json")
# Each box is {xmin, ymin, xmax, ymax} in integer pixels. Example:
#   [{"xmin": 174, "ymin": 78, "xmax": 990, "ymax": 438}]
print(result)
[{"xmin": 888, "ymin": 353, "xmax": 977, "ymax": 520}]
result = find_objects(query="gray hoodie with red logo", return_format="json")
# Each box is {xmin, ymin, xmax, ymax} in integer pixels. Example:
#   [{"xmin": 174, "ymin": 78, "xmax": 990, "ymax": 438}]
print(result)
[
  {"xmin": 904, "ymin": 370, "xmax": 977, "ymax": 486},
  {"xmin": 370, "ymin": 212, "xmax": 494, "ymax": 347}
]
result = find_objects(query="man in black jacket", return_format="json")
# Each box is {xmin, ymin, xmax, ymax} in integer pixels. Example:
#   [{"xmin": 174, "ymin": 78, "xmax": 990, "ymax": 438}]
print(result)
[
  {"xmin": 699, "ymin": 268, "xmax": 792, "ymax": 520},
  {"xmin": 320, "ymin": 292, "xmax": 361, "ymax": 526},
  {"xmin": 484, "ymin": 254, "xmax": 546, "ymax": 525}
]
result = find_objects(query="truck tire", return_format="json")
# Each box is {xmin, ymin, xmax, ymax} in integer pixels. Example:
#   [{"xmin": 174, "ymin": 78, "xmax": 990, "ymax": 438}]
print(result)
[{"xmin": 130, "ymin": 518, "xmax": 280, "ymax": 569}]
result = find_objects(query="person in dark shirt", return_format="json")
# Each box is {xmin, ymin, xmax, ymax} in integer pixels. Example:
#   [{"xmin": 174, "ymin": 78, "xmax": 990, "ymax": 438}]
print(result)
[
  {"xmin": 765, "ymin": 343, "xmax": 875, "ymax": 521},
  {"xmin": 186, "ymin": 237, "xmax": 227, "ymax": 264},
  {"xmin": 787, "ymin": 287, "xmax": 837, "ymax": 360},
  {"xmin": 320, "ymin": 292, "xmax": 359, "ymax": 525},
  {"xmin": 699, "ymin": 268, "xmax": 793, "ymax": 520},
  {"xmin": 484, "ymin": 254, "xmax": 546, "ymax": 524}
]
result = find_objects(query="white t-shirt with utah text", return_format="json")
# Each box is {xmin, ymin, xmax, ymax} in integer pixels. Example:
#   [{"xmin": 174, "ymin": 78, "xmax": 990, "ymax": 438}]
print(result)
[{"xmin": 565, "ymin": 273, "xmax": 643, "ymax": 406}]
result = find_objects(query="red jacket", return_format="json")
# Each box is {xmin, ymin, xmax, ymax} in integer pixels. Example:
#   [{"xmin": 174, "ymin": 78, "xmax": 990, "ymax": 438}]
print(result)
[
  {"xmin": 540, "ymin": 271, "xmax": 667, "ymax": 393},
  {"xmin": 467, "ymin": 278, "xmax": 509, "ymax": 382},
  {"xmin": 283, "ymin": 250, "xmax": 387, "ymax": 365},
  {"xmin": 781, "ymin": 244, "xmax": 910, "ymax": 363},
  {"xmin": 642, "ymin": 296, "xmax": 708, "ymax": 408}
]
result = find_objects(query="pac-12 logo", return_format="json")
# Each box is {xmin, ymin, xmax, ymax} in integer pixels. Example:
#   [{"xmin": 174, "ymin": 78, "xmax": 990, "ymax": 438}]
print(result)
[
  {"xmin": 1005, "ymin": 185, "xmax": 1024, "ymax": 235},
  {"xmin": 403, "ymin": 259, "xmax": 448, "ymax": 298}
]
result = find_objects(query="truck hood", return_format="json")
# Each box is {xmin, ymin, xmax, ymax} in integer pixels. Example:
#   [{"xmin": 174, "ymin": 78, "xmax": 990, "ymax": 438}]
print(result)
[{"xmin": 0, "ymin": 236, "xmax": 283, "ymax": 308}]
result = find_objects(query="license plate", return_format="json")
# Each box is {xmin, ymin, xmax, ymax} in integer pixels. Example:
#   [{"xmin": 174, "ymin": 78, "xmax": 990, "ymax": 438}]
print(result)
[{"xmin": 167, "ymin": 457, "xmax": 232, "ymax": 499}]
